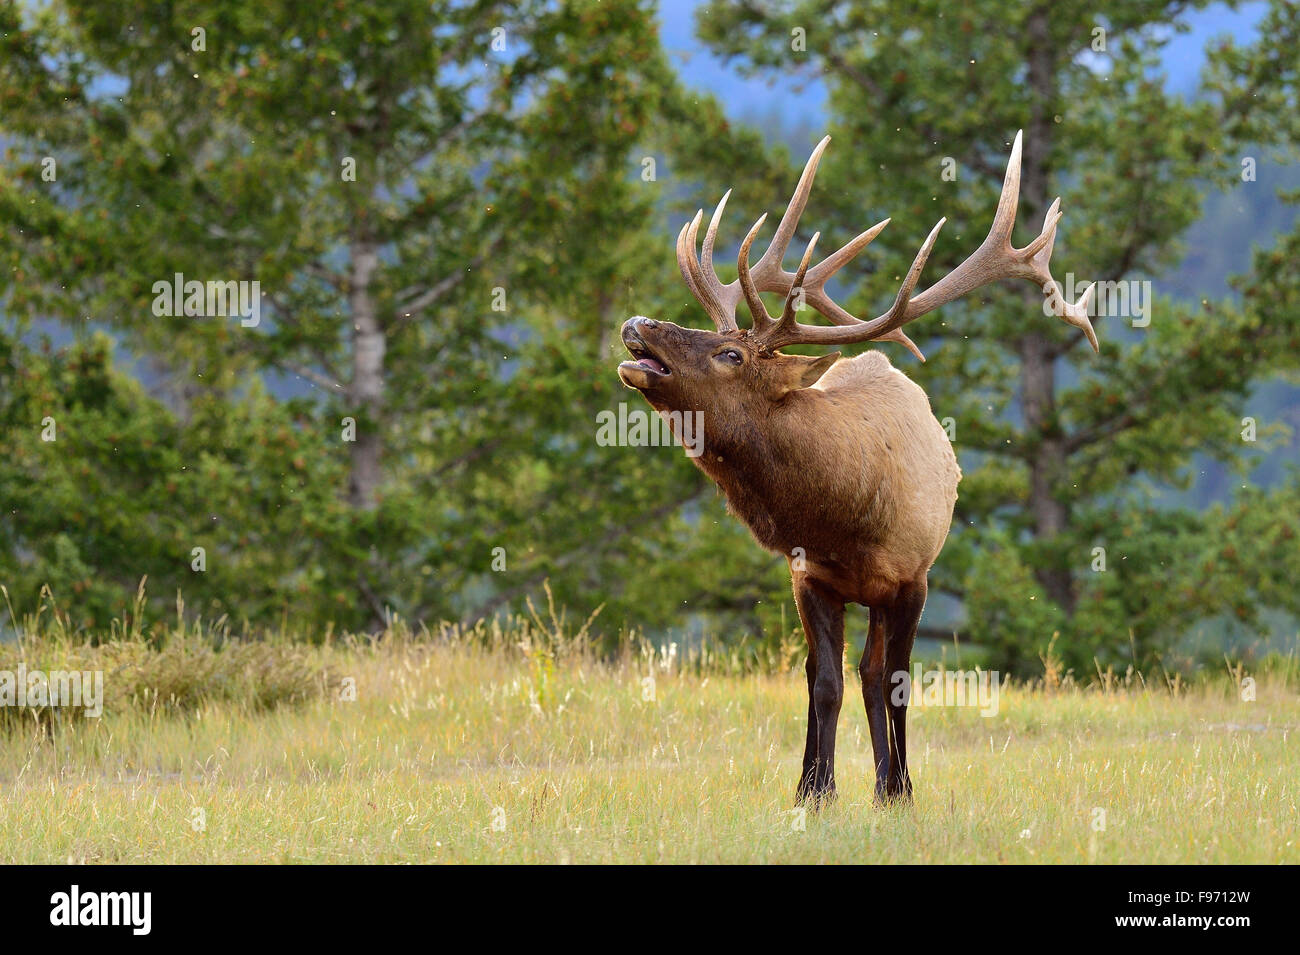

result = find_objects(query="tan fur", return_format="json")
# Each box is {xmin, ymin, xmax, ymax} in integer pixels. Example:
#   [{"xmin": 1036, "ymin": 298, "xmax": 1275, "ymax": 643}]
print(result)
[
  {"xmin": 617, "ymin": 318, "xmax": 959, "ymax": 608},
  {"xmin": 793, "ymin": 351, "xmax": 960, "ymax": 603}
]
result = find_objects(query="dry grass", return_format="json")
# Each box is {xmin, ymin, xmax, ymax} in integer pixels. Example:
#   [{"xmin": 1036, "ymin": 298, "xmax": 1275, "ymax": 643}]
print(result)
[
  {"xmin": 1, "ymin": 592, "xmax": 1296, "ymax": 864},
  {"xmin": 0, "ymin": 585, "xmax": 335, "ymax": 733}
]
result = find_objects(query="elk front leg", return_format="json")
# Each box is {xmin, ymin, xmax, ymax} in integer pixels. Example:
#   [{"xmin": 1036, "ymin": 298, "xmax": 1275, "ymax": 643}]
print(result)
[
  {"xmin": 792, "ymin": 575, "xmax": 845, "ymax": 807},
  {"xmin": 883, "ymin": 578, "xmax": 927, "ymax": 802}
]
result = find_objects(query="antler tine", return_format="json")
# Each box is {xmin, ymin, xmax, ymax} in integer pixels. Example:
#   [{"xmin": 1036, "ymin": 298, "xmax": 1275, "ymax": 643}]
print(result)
[
  {"xmin": 700, "ymin": 189, "xmax": 731, "ymax": 280},
  {"xmin": 800, "ymin": 220, "xmax": 894, "ymax": 328},
  {"xmin": 748, "ymin": 203, "xmax": 890, "ymax": 332},
  {"xmin": 986, "ymin": 129, "xmax": 1024, "ymax": 248},
  {"xmin": 737, "ymin": 213, "xmax": 772, "ymax": 334},
  {"xmin": 1028, "ymin": 197, "xmax": 1099, "ymax": 350},
  {"xmin": 676, "ymin": 216, "xmax": 707, "ymax": 313},
  {"xmin": 1023, "ymin": 197, "xmax": 1062, "ymax": 262},
  {"xmin": 687, "ymin": 207, "xmax": 736, "ymax": 330},
  {"xmin": 792, "ymin": 218, "xmax": 894, "ymax": 329},
  {"xmin": 747, "ymin": 136, "xmax": 831, "ymax": 288},
  {"xmin": 804, "ymin": 218, "xmax": 891, "ymax": 294},
  {"xmin": 677, "ymin": 207, "xmax": 739, "ymax": 332},
  {"xmin": 770, "ymin": 232, "xmax": 819, "ymax": 338},
  {"xmin": 801, "ymin": 217, "xmax": 925, "ymax": 359},
  {"xmin": 869, "ymin": 218, "xmax": 947, "ymax": 334},
  {"xmin": 747, "ymin": 139, "xmax": 891, "ymax": 317}
]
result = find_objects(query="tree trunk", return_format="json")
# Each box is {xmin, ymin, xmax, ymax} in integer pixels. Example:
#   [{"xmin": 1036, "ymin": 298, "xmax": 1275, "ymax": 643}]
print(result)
[
  {"xmin": 347, "ymin": 239, "xmax": 384, "ymax": 511},
  {"xmin": 1020, "ymin": 7, "xmax": 1076, "ymax": 616},
  {"xmin": 1019, "ymin": 332, "xmax": 1075, "ymax": 614}
]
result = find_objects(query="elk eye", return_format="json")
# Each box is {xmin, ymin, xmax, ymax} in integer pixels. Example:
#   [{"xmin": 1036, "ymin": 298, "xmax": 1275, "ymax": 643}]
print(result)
[{"xmin": 716, "ymin": 349, "xmax": 743, "ymax": 364}]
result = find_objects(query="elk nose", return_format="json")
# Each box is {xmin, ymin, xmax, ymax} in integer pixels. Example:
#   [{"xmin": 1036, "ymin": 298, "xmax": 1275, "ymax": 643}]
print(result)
[{"xmin": 622, "ymin": 315, "xmax": 659, "ymax": 342}]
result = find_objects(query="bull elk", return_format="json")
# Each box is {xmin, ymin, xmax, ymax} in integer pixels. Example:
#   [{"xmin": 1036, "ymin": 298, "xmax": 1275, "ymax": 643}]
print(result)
[{"xmin": 617, "ymin": 132, "xmax": 1097, "ymax": 805}]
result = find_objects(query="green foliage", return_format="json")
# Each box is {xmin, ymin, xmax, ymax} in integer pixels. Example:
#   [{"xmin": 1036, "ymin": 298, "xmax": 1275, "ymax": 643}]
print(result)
[
  {"xmin": 0, "ymin": 0, "xmax": 1297, "ymax": 675},
  {"xmin": 0, "ymin": 0, "xmax": 738, "ymax": 634},
  {"xmin": 0, "ymin": 329, "xmax": 353, "ymax": 627}
]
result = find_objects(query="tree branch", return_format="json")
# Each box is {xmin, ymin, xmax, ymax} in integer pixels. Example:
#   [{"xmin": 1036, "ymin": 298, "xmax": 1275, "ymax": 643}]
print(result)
[{"xmin": 275, "ymin": 359, "xmax": 344, "ymax": 393}]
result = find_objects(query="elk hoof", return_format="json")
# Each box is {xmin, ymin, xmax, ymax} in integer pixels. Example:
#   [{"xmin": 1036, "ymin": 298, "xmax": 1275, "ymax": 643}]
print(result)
[
  {"xmin": 795, "ymin": 781, "xmax": 838, "ymax": 810},
  {"xmin": 874, "ymin": 782, "xmax": 914, "ymax": 808}
]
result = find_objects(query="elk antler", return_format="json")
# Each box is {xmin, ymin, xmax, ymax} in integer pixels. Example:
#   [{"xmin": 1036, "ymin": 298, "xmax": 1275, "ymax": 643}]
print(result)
[{"xmin": 676, "ymin": 131, "xmax": 1097, "ymax": 360}]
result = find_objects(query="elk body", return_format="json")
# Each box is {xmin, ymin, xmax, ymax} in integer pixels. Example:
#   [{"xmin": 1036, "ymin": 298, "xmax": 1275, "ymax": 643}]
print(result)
[{"xmin": 618, "ymin": 132, "xmax": 1096, "ymax": 805}]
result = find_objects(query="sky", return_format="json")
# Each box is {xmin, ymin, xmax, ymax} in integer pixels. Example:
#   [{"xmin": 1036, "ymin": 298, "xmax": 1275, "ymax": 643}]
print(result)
[{"xmin": 657, "ymin": 0, "xmax": 1270, "ymax": 127}]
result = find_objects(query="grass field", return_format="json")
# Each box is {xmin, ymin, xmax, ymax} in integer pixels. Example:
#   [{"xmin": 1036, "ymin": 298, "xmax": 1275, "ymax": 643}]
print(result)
[{"xmin": 2, "ymin": 602, "xmax": 1297, "ymax": 864}]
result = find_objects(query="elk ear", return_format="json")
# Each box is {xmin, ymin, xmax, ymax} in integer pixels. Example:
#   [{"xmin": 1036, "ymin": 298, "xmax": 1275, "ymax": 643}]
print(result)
[{"xmin": 786, "ymin": 351, "xmax": 841, "ymax": 390}]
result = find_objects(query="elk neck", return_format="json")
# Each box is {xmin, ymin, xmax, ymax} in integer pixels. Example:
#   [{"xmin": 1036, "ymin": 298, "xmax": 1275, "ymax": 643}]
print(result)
[{"xmin": 689, "ymin": 386, "xmax": 892, "ymax": 559}]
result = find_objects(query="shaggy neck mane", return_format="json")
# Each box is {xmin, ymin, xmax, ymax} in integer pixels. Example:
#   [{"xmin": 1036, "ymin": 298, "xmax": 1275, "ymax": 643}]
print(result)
[{"xmin": 691, "ymin": 389, "xmax": 890, "ymax": 554}]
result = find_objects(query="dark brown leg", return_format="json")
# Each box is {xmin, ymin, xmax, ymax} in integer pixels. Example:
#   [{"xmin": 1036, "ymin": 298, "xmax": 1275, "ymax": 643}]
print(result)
[
  {"xmin": 800, "ymin": 652, "xmax": 817, "ymax": 795},
  {"xmin": 858, "ymin": 605, "xmax": 891, "ymax": 801},
  {"xmin": 883, "ymin": 578, "xmax": 927, "ymax": 802},
  {"xmin": 792, "ymin": 575, "xmax": 845, "ymax": 807}
]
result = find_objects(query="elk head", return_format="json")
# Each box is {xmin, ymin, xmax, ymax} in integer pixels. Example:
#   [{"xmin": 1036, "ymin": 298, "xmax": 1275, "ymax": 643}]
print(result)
[{"xmin": 618, "ymin": 132, "xmax": 1098, "ymax": 425}]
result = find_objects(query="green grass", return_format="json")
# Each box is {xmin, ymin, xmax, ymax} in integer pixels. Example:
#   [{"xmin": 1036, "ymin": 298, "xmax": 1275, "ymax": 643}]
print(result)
[{"xmin": 1, "ymin": 601, "xmax": 1297, "ymax": 864}]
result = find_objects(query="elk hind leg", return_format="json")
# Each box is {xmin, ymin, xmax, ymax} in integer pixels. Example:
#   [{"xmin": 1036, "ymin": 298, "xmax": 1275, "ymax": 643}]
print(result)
[
  {"xmin": 883, "ymin": 578, "xmax": 927, "ymax": 801},
  {"xmin": 858, "ymin": 605, "xmax": 891, "ymax": 802}
]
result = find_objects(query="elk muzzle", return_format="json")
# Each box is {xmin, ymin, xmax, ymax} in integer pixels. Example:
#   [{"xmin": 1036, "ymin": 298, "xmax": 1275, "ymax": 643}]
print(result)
[{"xmin": 618, "ymin": 316, "xmax": 672, "ymax": 390}]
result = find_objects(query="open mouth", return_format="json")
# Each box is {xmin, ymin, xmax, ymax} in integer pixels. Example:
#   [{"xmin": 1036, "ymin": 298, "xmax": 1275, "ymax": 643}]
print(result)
[{"xmin": 622, "ymin": 341, "xmax": 670, "ymax": 376}]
